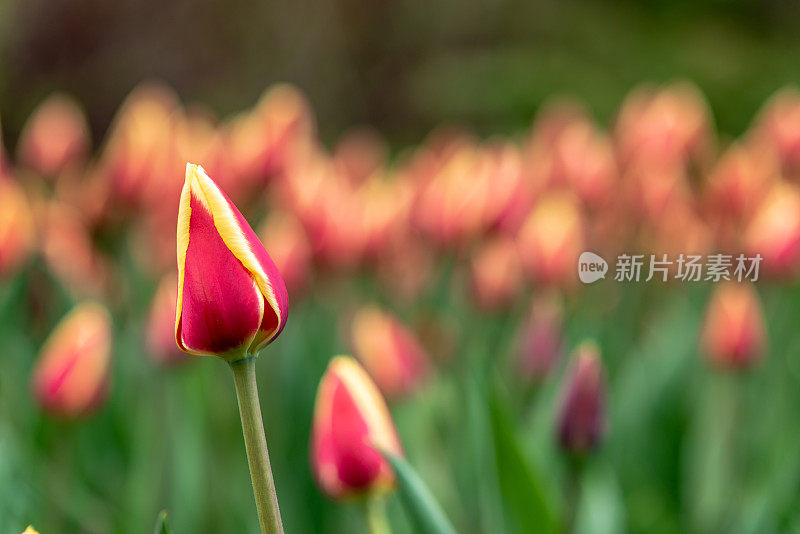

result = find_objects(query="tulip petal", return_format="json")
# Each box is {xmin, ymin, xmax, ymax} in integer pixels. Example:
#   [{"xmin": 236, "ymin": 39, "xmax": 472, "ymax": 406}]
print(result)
[{"xmin": 176, "ymin": 175, "xmax": 264, "ymax": 356}]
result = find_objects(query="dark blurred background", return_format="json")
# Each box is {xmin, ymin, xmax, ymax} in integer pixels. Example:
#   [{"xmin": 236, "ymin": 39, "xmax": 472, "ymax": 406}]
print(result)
[{"xmin": 4, "ymin": 0, "xmax": 800, "ymax": 149}]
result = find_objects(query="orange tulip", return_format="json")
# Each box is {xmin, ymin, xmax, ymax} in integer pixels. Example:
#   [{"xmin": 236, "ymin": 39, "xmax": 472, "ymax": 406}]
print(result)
[
  {"xmin": 32, "ymin": 302, "xmax": 113, "ymax": 417},
  {"xmin": 17, "ymin": 94, "xmax": 90, "ymax": 177},
  {"xmin": 743, "ymin": 181, "xmax": 800, "ymax": 277},
  {"xmin": 351, "ymin": 306, "xmax": 429, "ymax": 398},
  {"xmin": 701, "ymin": 282, "xmax": 766, "ymax": 370},
  {"xmin": 0, "ymin": 179, "xmax": 35, "ymax": 279},
  {"xmin": 517, "ymin": 192, "xmax": 585, "ymax": 288},
  {"xmin": 311, "ymin": 356, "xmax": 403, "ymax": 499},
  {"xmin": 469, "ymin": 236, "xmax": 524, "ymax": 310}
]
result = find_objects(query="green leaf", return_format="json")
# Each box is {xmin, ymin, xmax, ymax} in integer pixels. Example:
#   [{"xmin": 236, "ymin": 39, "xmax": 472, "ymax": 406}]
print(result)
[
  {"xmin": 489, "ymin": 386, "xmax": 559, "ymax": 534},
  {"xmin": 153, "ymin": 510, "xmax": 171, "ymax": 534},
  {"xmin": 381, "ymin": 449, "xmax": 458, "ymax": 534}
]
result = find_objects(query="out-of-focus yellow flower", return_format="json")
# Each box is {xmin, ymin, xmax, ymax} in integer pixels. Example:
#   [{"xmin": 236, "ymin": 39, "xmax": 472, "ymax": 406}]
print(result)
[
  {"xmin": 21, "ymin": 526, "xmax": 39, "ymax": 534},
  {"xmin": 32, "ymin": 302, "xmax": 113, "ymax": 418}
]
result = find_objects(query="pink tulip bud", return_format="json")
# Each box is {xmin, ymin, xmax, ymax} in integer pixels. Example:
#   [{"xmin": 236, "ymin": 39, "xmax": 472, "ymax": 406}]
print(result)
[
  {"xmin": 516, "ymin": 293, "xmax": 564, "ymax": 381},
  {"xmin": 311, "ymin": 356, "xmax": 403, "ymax": 499},
  {"xmin": 469, "ymin": 236, "xmax": 524, "ymax": 310},
  {"xmin": 517, "ymin": 192, "xmax": 586, "ymax": 288},
  {"xmin": 0, "ymin": 179, "xmax": 35, "ymax": 279},
  {"xmin": 175, "ymin": 164, "xmax": 288, "ymax": 360},
  {"xmin": 556, "ymin": 343, "xmax": 607, "ymax": 455},
  {"xmin": 351, "ymin": 306, "xmax": 430, "ymax": 399},
  {"xmin": 751, "ymin": 88, "xmax": 800, "ymax": 177},
  {"xmin": 146, "ymin": 275, "xmax": 189, "ymax": 366},
  {"xmin": 701, "ymin": 282, "xmax": 766, "ymax": 370},
  {"xmin": 32, "ymin": 302, "xmax": 112, "ymax": 418},
  {"xmin": 17, "ymin": 94, "xmax": 90, "ymax": 177}
]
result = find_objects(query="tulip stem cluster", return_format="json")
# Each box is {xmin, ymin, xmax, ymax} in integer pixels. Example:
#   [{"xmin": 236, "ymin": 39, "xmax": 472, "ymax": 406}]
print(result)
[{"xmin": 230, "ymin": 356, "xmax": 284, "ymax": 534}]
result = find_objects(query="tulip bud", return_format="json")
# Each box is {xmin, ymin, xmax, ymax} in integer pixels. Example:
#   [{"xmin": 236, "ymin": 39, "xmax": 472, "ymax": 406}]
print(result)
[
  {"xmin": 147, "ymin": 275, "xmax": 189, "ymax": 365},
  {"xmin": 351, "ymin": 306, "xmax": 430, "ymax": 398},
  {"xmin": 516, "ymin": 293, "xmax": 564, "ymax": 381},
  {"xmin": 701, "ymin": 282, "xmax": 766, "ymax": 370},
  {"xmin": 469, "ymin": 236, "xmax": 524, "ymax": 310},
  {"xmin": 176, "ymin": 164, "xmax": 288, "ymax": 360},
  {"xmin": 22, "ymin": 527, "xmax": 39, "ymax": 534},
  {"xmin": 32, "ymin": 302, "xmax": 112, "ymax": 418},
  {"xmin": 517, "ymin": 192, "xmax": 585, "ymax": 288},
  {"xmin": 0, "ymin": 179, "xmax": 35, "ymax": 279},
  {"xmin": 311, "ymin": 356, "xmax": 403, "ymax": 499},
  {"xmin": 17, "ymin": 94, "xmax": 90, "ymax": 177},
  {"xmin": 556, "ymin": 343, "xmax": 607, "ymax": 455}
]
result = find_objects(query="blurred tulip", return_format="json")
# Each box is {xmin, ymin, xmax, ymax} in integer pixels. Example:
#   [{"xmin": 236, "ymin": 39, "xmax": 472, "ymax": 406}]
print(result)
[
  {"xmin": 258, "ymin": 210, "xmax": 313, "ymax": 296},
  {"xmin": 553, "ymin": 122, "xmax": 618, "ymax": 209},
  {"xmin": 516, "ymin": 293, "xmax": 564, "ymax": 381},
  {"xmin": 334, "ymin": 127, "xmax": 388, "ymax": 186},
  {"xmin": 479, "ymin": 142, "xmax": 532, "ymax": 235},
  {"xmin": 32, "ymin": 302, "xmax": 112, "ymax": 418},
  {"xmin": 39, "ymin": 202, "xmax": 110, "ymax": 298},
  {"xmin": 556, "ymin": 342, "xmax": 607, "ymax": 455},
  {"xmin": 751, "ymin": 88, "xmax": 800, "ymax": 177},
  {"xmin": 176, "ymin": 164, "xmax": 288, "ymax": 360},
  {"xmin": 744, "ymin": 181, "xmax": 800, "ymax": 276},
  {"xmin": 415, "ymin": 145, "xmax": 490, "ymax": 247},
  {"xmin": 99, "ymin": 83, "xmax": 181, "ymax": 211},
  {"xmin": 0, "ymin": 179, "xmax": 35, "ymax": 279},
  {"xmin": 376, "ymin": 235, "xmax": 434, "ymax": 302},
  {"xmin": 21, "ymin": 527, "xmax": 39, "ymax": 534},
  {"xmin": 701, "ymin": 282, "xmax": 766, "ymax": 370},
  {"xmin": 311, "ymin": 356, "xmax": 403, "ymax": 499},
  {"xmin": 351, "ymin": 306, "xmax": 430, "ymax": 398},
  {"xmin": 239, "ymin": 84, "xmax": 315, "ymax": 182},
  {"xmin": 358, "ymin": 175, "xmax": 413, "ymax": 261},
  {"xmin": 616, "ymin": 82, "xmax": 710, "ymax": 168},
  {"xmin": 17, "ymin": 94, "xmax": 90, "ymax": 177},
  {"xmin": 146, "ymin": 275, "xmax": 189, "ymax": 365},
  {"xmin": 469, "ymin": 235, "xmax": 523, "ymax": 310},
  {"xmin": 624, "ymin": 156, "xmax": 691, "ymax": 223},
  {"xmin": 517, "ymin": 192, "xmax": 585, "ymax": 287}
]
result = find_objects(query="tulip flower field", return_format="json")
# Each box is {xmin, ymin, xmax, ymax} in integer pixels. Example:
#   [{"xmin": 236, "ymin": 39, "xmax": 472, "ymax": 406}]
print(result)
[{"xmin": 4, "ymin": 80, "xmax": 800, "ymax": 534}]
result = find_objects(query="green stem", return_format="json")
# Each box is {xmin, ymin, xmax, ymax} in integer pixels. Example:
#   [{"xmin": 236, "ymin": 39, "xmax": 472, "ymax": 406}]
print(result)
[
  {"xmin": 230, "ymin": 357, "xmax": 284, "ymax": 534},
  {"xmin": 364, "ymin": 495, "xmax": 392, "ymax": 534}
]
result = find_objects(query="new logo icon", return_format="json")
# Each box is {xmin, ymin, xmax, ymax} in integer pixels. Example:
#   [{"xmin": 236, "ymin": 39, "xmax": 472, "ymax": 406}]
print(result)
[{"xmin": 578, "ymin": 252, "xmax": 608, "ymax": 284}]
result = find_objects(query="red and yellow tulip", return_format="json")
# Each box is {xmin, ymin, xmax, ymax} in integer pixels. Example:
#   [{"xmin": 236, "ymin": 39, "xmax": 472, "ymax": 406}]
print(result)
[
  {"xmin": 175, "ymin": 163, "xmax": 289, "ymax": 360},
  {"xmin": 32, "ymin": 302, "xmax": 112, "ymax": 418},
  {"xmin": 311, "ymin": 356, "xmax": 403, "ymax": 499}
]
